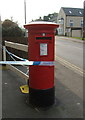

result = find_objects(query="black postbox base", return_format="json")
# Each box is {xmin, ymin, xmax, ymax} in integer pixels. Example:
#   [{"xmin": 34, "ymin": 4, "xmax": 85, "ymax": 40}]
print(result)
[{"xmin": 29, "ymin": 86, "xmax": 55, "ymax": 107}]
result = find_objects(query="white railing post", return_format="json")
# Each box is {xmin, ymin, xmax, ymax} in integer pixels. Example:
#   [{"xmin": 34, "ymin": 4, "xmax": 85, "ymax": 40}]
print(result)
[{"xmin": 3, "ymin": 46, "xmax": 6, "ymax": 61}]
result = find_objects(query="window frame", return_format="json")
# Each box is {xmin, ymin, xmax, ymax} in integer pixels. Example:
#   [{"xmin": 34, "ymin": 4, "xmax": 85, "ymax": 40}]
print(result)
[{"xmin": 69, "ymin": 20, "xmax": 74, "ymax": 27}]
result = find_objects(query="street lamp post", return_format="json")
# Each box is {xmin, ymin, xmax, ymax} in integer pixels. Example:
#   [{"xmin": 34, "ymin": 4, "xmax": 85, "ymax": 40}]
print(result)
[
  {"xmin": 83, "ymin": 0, "xmax": 85, "ymax": 39},
  {"xmin": 24, "ymin": 0, "xmax": 26, "ymax": 24},
  {"xmin": 24, "ymin": 0, "xmax": 28, "ymax": 37}
]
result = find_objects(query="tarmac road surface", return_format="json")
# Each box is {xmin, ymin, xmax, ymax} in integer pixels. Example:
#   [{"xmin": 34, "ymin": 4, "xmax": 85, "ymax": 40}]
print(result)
[{"xmin": 55, "ymin": 36, "xmax": 83, "ymax": 69}]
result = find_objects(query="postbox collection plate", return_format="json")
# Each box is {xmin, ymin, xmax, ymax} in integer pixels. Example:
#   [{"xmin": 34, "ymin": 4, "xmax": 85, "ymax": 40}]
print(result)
[{"xmin": 40, "ymin": 43, "xmax": 48, "ymax": 56}]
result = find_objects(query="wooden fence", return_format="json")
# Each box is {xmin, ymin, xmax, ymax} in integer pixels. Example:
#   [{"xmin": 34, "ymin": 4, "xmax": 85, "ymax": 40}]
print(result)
[{"xmin": 2, "ymin": 37, "xmax": 28, "ymax": 60}]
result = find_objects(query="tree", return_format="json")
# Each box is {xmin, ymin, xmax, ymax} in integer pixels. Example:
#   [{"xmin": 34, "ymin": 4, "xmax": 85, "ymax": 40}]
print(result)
[
  {"xmin": 43, "ymin": 12, "xmax": 58, "ymax": 21},
  {"xmin": 2, "ymin": 19, "xmax": 24, "ymax": 37},
  {"xmin": 43, "ymin": 16, "xmax": 49, "ymax": 21},
  {"xmin": 34, "ymin": 17, "xmax": 43, "ymax": 21}
]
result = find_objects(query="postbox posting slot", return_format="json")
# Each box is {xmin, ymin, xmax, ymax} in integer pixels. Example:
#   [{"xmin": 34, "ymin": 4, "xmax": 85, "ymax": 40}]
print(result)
[
  {"xmin": 36, "ymin": 37, "xmax": 52, "ymax": 40},
  {"xmin": 35, "ymin": 35, "xmax": 53, "ymax": 42}
]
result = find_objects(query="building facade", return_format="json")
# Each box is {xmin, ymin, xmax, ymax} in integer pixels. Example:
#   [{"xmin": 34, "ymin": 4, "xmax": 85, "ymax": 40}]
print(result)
[{"xmin": 57, "ymin": 7, "xmax": 83, "ymax": 37}]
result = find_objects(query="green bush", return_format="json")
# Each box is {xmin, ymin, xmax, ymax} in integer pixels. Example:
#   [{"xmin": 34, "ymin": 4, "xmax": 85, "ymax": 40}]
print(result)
[{"xmin": 2, "ymin": 19, "xmax": 24, "ymax": 37}]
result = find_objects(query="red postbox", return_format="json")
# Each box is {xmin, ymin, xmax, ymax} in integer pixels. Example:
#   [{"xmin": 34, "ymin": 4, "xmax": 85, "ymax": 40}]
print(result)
[{"xmin": 24, "ymin": 21, "xmax": 59, "ymax": 107}]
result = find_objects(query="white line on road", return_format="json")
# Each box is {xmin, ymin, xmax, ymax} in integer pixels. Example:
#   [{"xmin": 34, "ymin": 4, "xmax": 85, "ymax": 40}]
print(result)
[
  {"xmin": 56, "ymin": 56, "xmax": 84, "ymax": 76},
  {"xmin": 56, "ymin": 43, "xmax": 83, "ymax": 50}
]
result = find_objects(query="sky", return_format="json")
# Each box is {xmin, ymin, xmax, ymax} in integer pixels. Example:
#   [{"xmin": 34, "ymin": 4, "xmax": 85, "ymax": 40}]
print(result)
[{"xmin": 0, "ymin": 0, "xmax": 84, "ymax": 27}]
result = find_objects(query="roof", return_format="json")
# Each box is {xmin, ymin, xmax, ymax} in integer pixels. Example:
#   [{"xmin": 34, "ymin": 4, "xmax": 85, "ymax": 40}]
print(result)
[{"xmin": 62, "ymin": 7, "xmax": 83, "ymax": 17}]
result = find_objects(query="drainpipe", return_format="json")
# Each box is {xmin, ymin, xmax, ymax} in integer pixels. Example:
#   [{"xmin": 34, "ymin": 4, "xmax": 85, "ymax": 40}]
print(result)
[{"xmin": 82, "ymin": 0, "xmax": 85, "ymax": 39}]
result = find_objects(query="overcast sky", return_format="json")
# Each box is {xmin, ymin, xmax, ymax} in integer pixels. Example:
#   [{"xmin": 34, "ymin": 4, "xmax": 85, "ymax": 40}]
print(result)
[{"xmin": 0, "ymin": 0, "xmax": 84, "ymax": 27}]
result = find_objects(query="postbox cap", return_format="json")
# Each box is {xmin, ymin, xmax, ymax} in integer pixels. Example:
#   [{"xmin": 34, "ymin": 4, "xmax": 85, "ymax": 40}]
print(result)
[
  {"xmin": 25, "ymin": 21, "xmax": 58, "ymax": 25},
  {"xmin": 24, "ymin": 21, "xmax": 59, "ymax": 30}
]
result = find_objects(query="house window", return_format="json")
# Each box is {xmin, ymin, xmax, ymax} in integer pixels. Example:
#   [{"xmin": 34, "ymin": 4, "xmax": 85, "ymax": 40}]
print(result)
[
  {"xmin": 69, "ymin": 20, "xmax": 73, "ymax": 27},
  {"xmin": 59, "ymin": 29, "xmax": 61, "ymax": 32},
  {"xmin": 58, "ymin": 28, "xmax": 62, "ymax": 33},
  {"xmin": 81, "ymin": 20, "xmax": 83, "ymax": 27}
]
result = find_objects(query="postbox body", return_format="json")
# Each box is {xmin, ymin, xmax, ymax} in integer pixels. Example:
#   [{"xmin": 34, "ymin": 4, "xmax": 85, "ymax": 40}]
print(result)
[{"xmin": 24, "ymin": 22, "xmax": 59, "ymax": 107}]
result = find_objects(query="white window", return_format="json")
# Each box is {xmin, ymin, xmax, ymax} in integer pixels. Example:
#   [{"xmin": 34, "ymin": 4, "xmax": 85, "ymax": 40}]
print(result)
[
  {"xmin": 59, "ymin": 29, "xmax": 61, "ymax": 32},
  {"xmin": 81, "ymin": 20, "xmax": 83, "ymax": 27},
  {"xmin": 58, "ymin": 28, "xmax": 62, "ymax": 33},
  {"xmin": 69, "ymin": 20, "xmax": 73, "ymax": 27},
  {"xmin": 58, "ymin": 19, "xmax": 61, "ymax": 24}
]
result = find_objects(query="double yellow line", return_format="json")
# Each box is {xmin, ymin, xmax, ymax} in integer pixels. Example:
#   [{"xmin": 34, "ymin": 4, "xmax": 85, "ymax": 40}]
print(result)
[
  {"xmin": 55, "ymin": 56, "xmax": 84, "ymax": 76},
  {"xmin": 0, "ymin": 65, "xmax": 8, "ymax": 70}
]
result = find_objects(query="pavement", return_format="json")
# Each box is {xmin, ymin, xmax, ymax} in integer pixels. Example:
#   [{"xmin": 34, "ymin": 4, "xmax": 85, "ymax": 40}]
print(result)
[
  {"xmin": 2, "ymin": 60, "xmax": 83, "ymax": 119},
  {"xmin": 0, "ymin": 67, "xmax": 2, "ymax": 120}
]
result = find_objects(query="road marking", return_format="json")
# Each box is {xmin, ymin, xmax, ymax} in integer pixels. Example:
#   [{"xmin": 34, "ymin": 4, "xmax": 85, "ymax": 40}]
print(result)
[
  {"xmin": 56, "ymin": 43, "xmax": 83, "ymax": 50},
  {"xmin": 55, "ymin": 56, "xmax": 84, "ymax": 76},
  {"xmin": 0, "ymin": 66, "xmax": 2, "ymax": 69},
  {"xmin": 0, "ymin": 65, "xmax": 8, "ymax": 70},
  {"xmin": 56, "ymin": 37, "xmax": 83, "ymax": 44}
]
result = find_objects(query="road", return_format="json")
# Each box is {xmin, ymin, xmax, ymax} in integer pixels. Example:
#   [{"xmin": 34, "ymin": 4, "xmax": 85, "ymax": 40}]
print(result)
[{"xmin": 55, "ymin": 36, "xmax": 84, "ymax": 76}]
